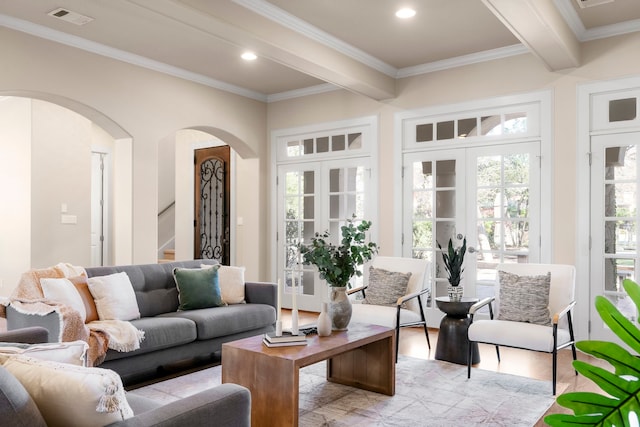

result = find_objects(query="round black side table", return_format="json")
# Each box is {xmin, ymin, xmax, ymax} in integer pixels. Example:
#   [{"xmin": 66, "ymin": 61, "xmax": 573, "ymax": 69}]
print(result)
[{"xmin": 434, "ymin": 296, "xmax": 480, "ymax": 365}]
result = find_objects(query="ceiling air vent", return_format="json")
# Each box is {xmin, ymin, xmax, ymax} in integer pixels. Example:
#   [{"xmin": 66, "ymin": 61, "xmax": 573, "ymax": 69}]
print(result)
[
  {"xmin": 575, "ymin": 0, "xmax": 615, "ymax": 8},
  {"xmin": 47, "ymin": 8, "xmax": 94, "ymax": 26}
]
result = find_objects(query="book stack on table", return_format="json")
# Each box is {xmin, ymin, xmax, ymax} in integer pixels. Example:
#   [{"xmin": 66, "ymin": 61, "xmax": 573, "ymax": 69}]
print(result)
[{"xmin": 262, "ymin": 331, "xmax": 307, "ymax": 347}]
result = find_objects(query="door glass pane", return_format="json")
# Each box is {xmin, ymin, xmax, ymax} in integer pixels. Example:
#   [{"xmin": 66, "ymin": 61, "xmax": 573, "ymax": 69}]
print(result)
[
  {"xmin": 475, "ymin": 152, "xmax": 531, "ymax": 302},
  {"xmin": 601, "ymin": 145, "xmax": 638, "ymax": 320},
  {"xmin": 410, "ymin": 158, "xmax": 458, "ymax": 298},
  {"xmin": 285, "ymin": 170, "xmax": 315, "ymax": 297}
]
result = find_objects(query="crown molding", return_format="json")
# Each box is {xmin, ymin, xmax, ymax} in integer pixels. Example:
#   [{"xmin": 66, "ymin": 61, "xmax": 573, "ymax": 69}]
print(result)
[
  {"xmin": 233, "ymin": 0, "xmax": 398, "ymax": 77},
  {"xmin": 397, "ymin": 44, "xmax": 529, "ymax": 78},
  {"xmin": 0, "ymin": 13, "xmax": 267, "ymax": 102},
  {"xmin": 554, "ymin": 0, "xmax": 640, "ymax": 41}
]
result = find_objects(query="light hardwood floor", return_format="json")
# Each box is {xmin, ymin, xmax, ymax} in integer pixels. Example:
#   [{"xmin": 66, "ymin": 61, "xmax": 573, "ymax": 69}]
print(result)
[{"xmin": 289, "ymin": 310, "xmax": 608, "ymax": 427}]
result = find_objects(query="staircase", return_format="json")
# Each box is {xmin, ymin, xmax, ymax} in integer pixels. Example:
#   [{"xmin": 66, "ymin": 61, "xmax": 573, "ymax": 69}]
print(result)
[{"xmin": 159, "ymin": 249, "xmax": 175, "ymax": 264}]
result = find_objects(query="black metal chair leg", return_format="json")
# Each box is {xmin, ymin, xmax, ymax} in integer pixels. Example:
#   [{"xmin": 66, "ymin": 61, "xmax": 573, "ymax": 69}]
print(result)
[
  {"xmin": 467, "ymin": 340, "xmax": 472, "ymax": 378},
  {"xmin": 395, "ymin": 324, "xmax": 400, "ymax": 363},
  {"xmin": 422, "ymin": 323, "xmax": 431, "ymax": 349},
  {"xmin": 553, "ymin": 349, "xmax": 557, "ymax": 395},
  {"xmin": 417, "ymin": 295, "xmax": 431, "ymax": 349},
  {"xmin": 495, "ymin": 345, "xmax": 501, "ymax": 362}
]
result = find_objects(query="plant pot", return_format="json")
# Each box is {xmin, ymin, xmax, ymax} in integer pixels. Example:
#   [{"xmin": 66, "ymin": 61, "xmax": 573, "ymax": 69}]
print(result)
[
  {"xmin": 447, "ymin": 285, "xmax": 464, "ymax": 302},
  {"xmin": 329, "ymin": 286, "xmax": 352, "ymax": 330}
]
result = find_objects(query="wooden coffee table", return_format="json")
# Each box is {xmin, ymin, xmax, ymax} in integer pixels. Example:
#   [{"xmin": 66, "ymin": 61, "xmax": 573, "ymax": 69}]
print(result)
[{"xmin": 221, "ymin": 323, "xmax": 395, "ymax": 427}]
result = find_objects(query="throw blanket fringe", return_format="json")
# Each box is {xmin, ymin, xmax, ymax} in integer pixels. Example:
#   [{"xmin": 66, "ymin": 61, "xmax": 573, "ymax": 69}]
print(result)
[{"xmin": 88, "ymin": 320, "xmax": 145, "ymax": 353}]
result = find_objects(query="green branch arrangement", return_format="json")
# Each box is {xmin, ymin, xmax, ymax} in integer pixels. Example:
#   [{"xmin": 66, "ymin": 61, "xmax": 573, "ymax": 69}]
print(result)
[
  {"xmin": 298, "ymin": 216, "xmax": 378, "ymax": 288},
  {"xmin": 545, "ymin": 278, "xmax": 640, "ymax": 426}
]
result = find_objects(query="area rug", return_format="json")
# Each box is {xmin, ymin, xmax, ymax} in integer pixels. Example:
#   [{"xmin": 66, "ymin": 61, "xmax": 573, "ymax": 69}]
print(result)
[{"xmin": 128, "ymin": 356, "xmax": 565, "ymax": 426}]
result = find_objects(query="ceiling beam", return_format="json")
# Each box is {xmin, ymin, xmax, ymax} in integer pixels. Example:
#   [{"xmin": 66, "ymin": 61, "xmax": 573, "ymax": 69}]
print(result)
[
  {"xmin": 482, "ymin": 0, "xmax": 581, "ymax": 70},
  {"xmin": 131, "ymin": 0, "xmax": 396, "ymax": 100}
]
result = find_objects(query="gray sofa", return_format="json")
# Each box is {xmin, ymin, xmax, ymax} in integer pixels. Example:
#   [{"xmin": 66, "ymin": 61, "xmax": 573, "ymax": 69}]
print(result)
[
  {"xmin": 0, "ymin": 326, "xmax": 251, "ymax": 427},
  {"xmin": 6, "ymin": 260, "xmax": 277, "ymax": 383}
]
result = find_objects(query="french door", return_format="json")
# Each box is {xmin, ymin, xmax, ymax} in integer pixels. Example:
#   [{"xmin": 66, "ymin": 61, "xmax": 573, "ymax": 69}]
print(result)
[
  {"xmin": 590, "ymin": 132, "xmax": 640, "ymax": 343},
  {"xmin": 403, "ymin": 142, "xmax": 541, "ymax": 325},
  {"xmin": 277, "ymin": 158, "xmax": 372, "ymax": 311}
]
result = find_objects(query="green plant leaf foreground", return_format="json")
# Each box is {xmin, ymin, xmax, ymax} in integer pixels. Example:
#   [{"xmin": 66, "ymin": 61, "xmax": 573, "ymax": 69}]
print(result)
[{"xmin": 544, "ymin": 279, "xmax": 640, "ymax": 427}]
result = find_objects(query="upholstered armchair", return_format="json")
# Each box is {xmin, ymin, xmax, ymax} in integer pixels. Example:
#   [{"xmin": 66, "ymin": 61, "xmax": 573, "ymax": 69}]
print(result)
[
  {"xmin": 466, "ymin": 263, "xmax": 577, "ymax": 394},
  {"xmin": 348, "ymin": 256, "xmax": 432, "ymax": 360}
]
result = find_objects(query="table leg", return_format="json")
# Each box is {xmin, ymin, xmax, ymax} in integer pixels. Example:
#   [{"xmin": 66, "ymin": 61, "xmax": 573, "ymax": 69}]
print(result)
[
  {"xmin": 222, "ymin": 346, "xmax": 299, "ymax": 426},
  {"xmin": 327, "ymin": 333, "xmax": 395, "ymax": 395},
  {"xmin": 435, "ymin": 315, "xmax": 480, "ymax": 365}
]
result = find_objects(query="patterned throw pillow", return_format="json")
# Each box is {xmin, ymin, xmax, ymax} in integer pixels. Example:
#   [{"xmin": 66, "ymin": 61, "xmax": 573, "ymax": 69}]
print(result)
[
  {"xmin": 497, "ymin": 271, "xmax": 552, "ymax": 326},
  {"xmin": 364, "ymin": 267, "xmax": 412, "ymax": 307}
]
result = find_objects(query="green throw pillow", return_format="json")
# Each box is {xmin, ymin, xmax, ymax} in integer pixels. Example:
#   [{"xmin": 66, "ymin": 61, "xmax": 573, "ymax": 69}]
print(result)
[{"xmin": 173, "ymin": 266, "xmax": 224, "ymax": 310}]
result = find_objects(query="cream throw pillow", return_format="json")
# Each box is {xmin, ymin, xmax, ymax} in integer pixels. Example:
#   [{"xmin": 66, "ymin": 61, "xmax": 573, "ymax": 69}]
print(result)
[
  {"xmin": 40, "ymin": 277, "xmax": 87, "ymax": 322},
  {"xmin": 202, "ymin": 264, "xmax": 246, "ymax": 304},
  {"xmin": 88, "ymin": 272, "xmax": 140, "ymax": 321},
  {"xmin": 2, "ymin": 356, "xmax": 133, "ymax": 427},
  {"xmin": 0, "ymin": 340, "xmax": 88, "ymax": 366}
]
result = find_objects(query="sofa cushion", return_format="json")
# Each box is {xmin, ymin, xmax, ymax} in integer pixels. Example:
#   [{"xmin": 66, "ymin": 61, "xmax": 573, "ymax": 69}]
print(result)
[
  {"xmin": 0, "ymin": 365, "xmax": 47, "ymax": 427},
  {"xmin": 40, "ymin": 277, "xmax": 87, "ymax": 322},
  {"xmin": 69, "ymin": 275, "xmax": 100, "ymax": 323},
  {"xmin": 364, "ymin": 267, "xmax": 412, "ymax": 307},
  {"xmin": 3, "ymin": 356, "xmax": 133, "ymax": 427},
  {"xmin": 88, "ymin": 272, "xmax": 141, "ymax": 321},
  {"xmin": 498, "ymin": 271, "xmax": 552, "ymax": 326},
  {"xmin": 159, "ymin": 304, "xmax": 276, "ymax": 340},
  {"xmin": 203, "ymin": 264, "xmax": 246, "ymax": 304},
  {"xmin": 0, "ymin": 340, "xmax": 87, "ymax": 366},
  {"xmin": 173, "ymin": 266, "xmax": 224, "ymax": 311},
  {"xmin": 103, "ymin": 316, "xmax": 197, "ymax": 362}
]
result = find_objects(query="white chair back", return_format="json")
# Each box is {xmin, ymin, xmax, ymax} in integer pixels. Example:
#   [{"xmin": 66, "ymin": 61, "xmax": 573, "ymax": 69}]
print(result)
[
  {"xmin": 495, "ymin": 263, "xmax": 576, "ymax": 321},
  {"xmin": 363, "ymin": 256, "xmax": 431, "ymax": 313}
]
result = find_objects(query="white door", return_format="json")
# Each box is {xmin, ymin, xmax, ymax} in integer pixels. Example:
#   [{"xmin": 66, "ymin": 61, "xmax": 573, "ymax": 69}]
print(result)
[
  {"xmin": 404, "ymin": 142, "xmax": 541, "ymax": 325},
  {"xmin": 277, "ymin": 159, "xmax": 372, "ymax": 311},
  {"xmin": 590, "ymin": 132, "xmax": 640, "ymax": 343}
]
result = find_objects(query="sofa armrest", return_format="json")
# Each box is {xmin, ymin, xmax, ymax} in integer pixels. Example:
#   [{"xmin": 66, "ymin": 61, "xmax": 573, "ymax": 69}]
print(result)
[
  {"xmin": 0, "ymin": 326, "xmax": 49, "ymax": 344},
  {"xmin": 6, "ymin": 306, "xmax": 60, "ymax": 343},
  {"xmin": 244, "ymin": 281, "xmax": 277, "ymax": 309},
  {"xmin": 109, "ymin": 384, "xmax": 251, "ymax": 427}
]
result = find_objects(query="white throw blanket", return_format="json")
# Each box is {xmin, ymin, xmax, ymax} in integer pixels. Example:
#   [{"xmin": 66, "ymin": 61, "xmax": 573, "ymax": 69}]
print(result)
[{"xmin": 88, "ymin": 320, "xmax": 145, "ymax": 353}]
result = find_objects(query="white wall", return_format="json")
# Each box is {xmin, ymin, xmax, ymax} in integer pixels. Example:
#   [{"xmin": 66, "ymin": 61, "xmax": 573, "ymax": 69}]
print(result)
[
  {"xmin": 31, "ymin": 100, "xmax": 93, "ymax": 268},
  {"xmin": 0, "ymin": 27, "xmax": 267, "ymax": 295},
  {"xmin": 0, "ymin": 97, "xmax": 31, "ymax": 296}
]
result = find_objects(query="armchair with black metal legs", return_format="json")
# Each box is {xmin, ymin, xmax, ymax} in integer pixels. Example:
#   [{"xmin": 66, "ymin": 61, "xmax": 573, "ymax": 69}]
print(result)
[
  {"xmin": 347, "ymin": 256, "xmax": 432, "ymax": 361},
  {"xmin": 466, "ymin": 263, "xmax": 578, "ymax": 395}
]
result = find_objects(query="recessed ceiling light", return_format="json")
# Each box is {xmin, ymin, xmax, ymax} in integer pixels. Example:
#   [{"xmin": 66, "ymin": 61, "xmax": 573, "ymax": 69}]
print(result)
[
  {"xmin": 241, "ymin": 52, "xmax": 257, "ymax": 61},
  {"xmin": 395, "ymin": 8, "xmax": 416, "ymax": 19}
]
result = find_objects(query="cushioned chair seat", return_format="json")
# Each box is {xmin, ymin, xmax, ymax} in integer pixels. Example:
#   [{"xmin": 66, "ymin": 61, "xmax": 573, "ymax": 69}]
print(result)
[
  {"xmin": 468, "ymin": 319, "xmax": 572, "ymax": 353},
  {"xmin": 350, "ymin": 303, "xmax": 422, "ymax": 329},
  {"xmin": 158, "ymin": 304, "xmax": 276, "ymax": 340},
  {"xmin": 104, "ymin": 317, "xmax": 197, "ymax": 362}
]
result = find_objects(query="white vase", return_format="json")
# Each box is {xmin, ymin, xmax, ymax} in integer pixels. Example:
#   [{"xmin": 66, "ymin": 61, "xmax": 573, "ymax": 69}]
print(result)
[
  {"xmin": 317, "ymin": 302, "xmax": 332, "ymax": 336},
  {"xmin": 447, "ymin": 285, "xmax": 464, "ymax": 302}
]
